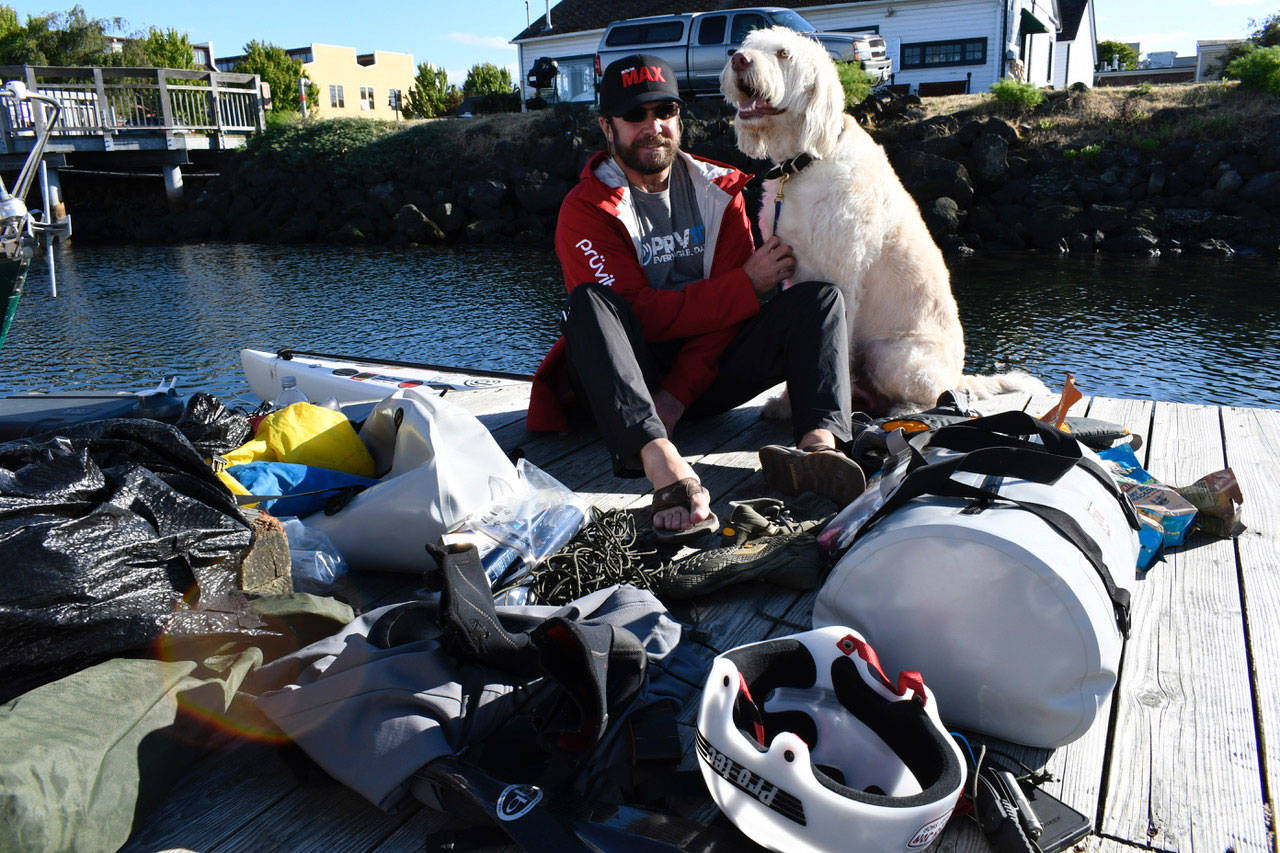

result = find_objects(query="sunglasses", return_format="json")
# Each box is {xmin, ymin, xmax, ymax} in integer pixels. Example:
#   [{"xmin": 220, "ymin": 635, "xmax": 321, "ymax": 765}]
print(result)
[{"xmin": 617, "ymin": 102, "xmax": 680, "ymax": 123}]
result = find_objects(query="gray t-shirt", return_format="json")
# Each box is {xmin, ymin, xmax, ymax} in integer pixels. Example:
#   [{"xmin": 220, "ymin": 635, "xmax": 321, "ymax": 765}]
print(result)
[{"xmin": 624, "ymin": 159, "xmax": 707, "ymax": 291}]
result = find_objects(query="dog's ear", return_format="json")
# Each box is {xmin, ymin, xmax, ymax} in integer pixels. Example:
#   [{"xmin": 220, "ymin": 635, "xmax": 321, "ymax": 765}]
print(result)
[{"xmin": 798, "ymin": 58, "xmax": 845, "ymax": 156}]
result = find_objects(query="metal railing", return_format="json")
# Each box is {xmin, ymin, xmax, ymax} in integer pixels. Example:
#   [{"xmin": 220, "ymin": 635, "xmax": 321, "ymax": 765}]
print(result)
[{"xmin": 0, "ymin": 65, "xmax": 264, "ymax": 147}]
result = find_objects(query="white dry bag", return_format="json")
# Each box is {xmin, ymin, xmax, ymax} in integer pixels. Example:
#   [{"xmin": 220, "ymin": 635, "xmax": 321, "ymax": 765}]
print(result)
[
  {"xmin": 304, "ymin": 387, "xmax": 520, "ymax": 572},
  {"xmin": 814, "ymin": 411, "xmax": 1141, "ymax": 748}
]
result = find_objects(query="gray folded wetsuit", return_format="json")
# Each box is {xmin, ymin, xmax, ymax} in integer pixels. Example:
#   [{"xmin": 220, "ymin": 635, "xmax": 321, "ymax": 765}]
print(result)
[{"xmin": 252, "ymin": 583, "xmax": 698, "ymax": 811}]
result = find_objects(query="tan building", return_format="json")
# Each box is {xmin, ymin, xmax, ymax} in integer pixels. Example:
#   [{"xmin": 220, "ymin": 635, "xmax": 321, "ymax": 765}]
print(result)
[{"xmin": 217, "ymin": 43, "xmax": 415, "ymax": 119}]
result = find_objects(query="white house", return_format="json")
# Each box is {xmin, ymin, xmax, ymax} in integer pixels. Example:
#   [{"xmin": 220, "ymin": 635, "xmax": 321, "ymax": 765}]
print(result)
[
  {"xmin": 1052, "ymin": 0, "xmax": 1096, "ymax": 88},
  {"xmin": 512, "ymin": 0, "xmax": 1092, "ymax": 103},
  {"xmin": 1196, "ymin": 39, "xmax": 1247, "ymax": 81}
]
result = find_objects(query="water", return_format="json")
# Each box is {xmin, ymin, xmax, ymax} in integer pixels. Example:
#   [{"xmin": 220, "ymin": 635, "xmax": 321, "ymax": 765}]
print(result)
[{"xmin": 2, "ymin": 243, "xmax": 1278, "ymax": 409}]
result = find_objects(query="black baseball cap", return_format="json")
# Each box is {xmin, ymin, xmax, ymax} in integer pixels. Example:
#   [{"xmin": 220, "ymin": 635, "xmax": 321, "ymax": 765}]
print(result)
[{"xmin": 598, "ymin": 54, "xmax": 684, "ymax": 116}]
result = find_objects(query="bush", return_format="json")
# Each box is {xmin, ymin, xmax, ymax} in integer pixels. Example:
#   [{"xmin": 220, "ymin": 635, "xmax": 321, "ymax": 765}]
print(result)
[
  {"xmin": 1225, "ymin": 45, "xmax": 1280, "ymax": 95},
  {"xmin": 990, "ymin": 78, "xmax": 1046, "ymax": 112},
  {"xmin": 834, "ymin": 61, "xmax": 874, "ymax": 109}
]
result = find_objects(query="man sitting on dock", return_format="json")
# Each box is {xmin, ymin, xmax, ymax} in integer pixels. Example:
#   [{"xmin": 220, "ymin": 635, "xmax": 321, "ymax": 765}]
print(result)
[{"xmin": 527, "ymin": 54, "xmax": 864, "ymax": 541}]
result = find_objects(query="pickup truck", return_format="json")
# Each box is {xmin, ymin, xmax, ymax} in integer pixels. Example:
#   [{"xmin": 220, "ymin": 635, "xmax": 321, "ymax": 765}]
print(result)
[{"xmin": 595, "ymin": 7, "xmax": 892, "ymax": 98}]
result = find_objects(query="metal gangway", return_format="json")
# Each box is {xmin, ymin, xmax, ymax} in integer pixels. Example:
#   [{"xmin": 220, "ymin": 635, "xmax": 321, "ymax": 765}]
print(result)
[{"xmin": 0, "ymin": 65, "xmax": 265, "ymax": 154}]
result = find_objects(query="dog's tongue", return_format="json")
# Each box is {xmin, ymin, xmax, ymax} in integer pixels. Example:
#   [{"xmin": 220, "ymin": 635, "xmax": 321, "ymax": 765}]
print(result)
[{"xmin": 738, "ymin": 98, "xmax": 777, "ymax": 119}]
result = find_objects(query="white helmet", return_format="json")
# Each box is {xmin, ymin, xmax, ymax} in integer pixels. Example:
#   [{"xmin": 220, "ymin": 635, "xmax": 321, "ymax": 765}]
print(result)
[{"xmin": 696, "ymin": 626, "xmax": 966, "ymax": 852}]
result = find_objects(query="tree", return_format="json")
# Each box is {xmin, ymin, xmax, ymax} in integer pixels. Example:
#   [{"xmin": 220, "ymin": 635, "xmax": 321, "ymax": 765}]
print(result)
[
  {"xmin": 140, "ymin": 27, "xmax": 194, "ymax": 69},
  {"xmin": 1212, "ymin": 11, "xmax": 1280, "ymax": 78},
  {"xmin": 1097, "ymin": 40, "xmax": 1138, "ymax": 71},
  {"xmin": 462, "ymin": 62, "xmax": 513, "ymax": 97},
  {"xmin": 0, "ymin": 5, "xmax": 126, "ymax": 66},
  {"xmin": 405, "ymin": 61, "xmax": 461, "ymax": 118},
  {"xmin": 233, "ymin": 40, "xmax": 317, "ymax": 114},
  {"xmin": 1249, "ymin": 11, "xmax": 1280, "ymax": 47},
  {"xmin": 0, "ymin": 6, "xmax": 19, "ymax": 39}
]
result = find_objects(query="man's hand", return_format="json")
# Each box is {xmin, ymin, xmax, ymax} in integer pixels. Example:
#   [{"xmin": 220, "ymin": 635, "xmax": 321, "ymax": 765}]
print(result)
[
  {"xmin": 743, "ymin": 236, "xmax": 797, "ymax": 297},
  {"xmin": 653, "ymin": 388, "xmax": 685, "ymax": 437}
]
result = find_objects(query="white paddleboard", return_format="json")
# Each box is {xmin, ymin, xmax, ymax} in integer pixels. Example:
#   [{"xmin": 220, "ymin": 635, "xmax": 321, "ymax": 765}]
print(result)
[{"xmin": 240, "ymin": 348, "xmax": 524, "ymax": 405}]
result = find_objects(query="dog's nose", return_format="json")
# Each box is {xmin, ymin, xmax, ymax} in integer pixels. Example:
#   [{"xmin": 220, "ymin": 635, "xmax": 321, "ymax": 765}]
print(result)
[{"xmin": 731, "ymin": 52, "xmax": 751, "ymax": 72}]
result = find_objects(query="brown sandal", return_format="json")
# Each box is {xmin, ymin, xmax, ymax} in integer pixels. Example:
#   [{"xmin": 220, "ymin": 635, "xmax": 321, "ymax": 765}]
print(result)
[{"xmin": 650, "ymin": 477, "xmax": 720, "ymax": 544}]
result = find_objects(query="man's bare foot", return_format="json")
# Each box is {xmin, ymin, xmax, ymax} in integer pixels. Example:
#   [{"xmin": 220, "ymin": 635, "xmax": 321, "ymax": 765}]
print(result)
[
  {"xmin": 798, "ymin": 427, "xmax": 837, "ymax": 451},
  {"xmin": 640, "ymin": 437, "xmax": 712, "ymax": 532},
  {"xmin": 653, "ymin": 389, "xmax": 685, "ymax": 438}
]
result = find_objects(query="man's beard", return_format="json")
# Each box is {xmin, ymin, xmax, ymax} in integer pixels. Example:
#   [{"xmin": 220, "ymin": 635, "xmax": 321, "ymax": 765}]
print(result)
[{"xmin": 612, "ymin": 127, "xmax": 678, "ymax": 175}]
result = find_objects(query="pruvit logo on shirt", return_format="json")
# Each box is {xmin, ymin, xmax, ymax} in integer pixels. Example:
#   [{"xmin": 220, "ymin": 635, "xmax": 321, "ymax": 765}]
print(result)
[
  {"xmin": 638, "ymin": 225, "xmax": 705, "ymax": 267},
  {"xmin": 575, "ymin": 239, "xmax": 616, "ymax": 286},
  {"xmin": 621, "ymin": 65, "xmax": 667, "ymax": 87}
]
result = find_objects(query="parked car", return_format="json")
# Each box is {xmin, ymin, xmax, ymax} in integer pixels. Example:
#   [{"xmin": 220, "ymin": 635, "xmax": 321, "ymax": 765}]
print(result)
[{"xmin": 595, "ymin": 7, "xmax": 892, "ymax": 98}]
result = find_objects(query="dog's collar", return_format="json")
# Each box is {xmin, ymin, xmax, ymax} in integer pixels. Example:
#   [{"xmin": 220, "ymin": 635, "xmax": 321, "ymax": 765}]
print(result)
[{"xmin": 763, "ymin": 152, "xmax": 815, "ymax": 181}]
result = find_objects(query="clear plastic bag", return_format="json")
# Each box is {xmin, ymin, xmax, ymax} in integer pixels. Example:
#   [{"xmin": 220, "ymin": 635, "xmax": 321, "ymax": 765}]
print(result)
[
  {"xmin": 453, "ymin": 459, "xmax": 588, "ymax": 594},
  {"xmin": 280, "ymin": 517, "xmax": 349, "ymax": 594}
]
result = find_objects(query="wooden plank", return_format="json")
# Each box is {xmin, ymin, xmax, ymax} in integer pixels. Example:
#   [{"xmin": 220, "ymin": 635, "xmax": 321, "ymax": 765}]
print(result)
[
  {"xmin": 215, "ymin": 775, "xmax": 415, "ymax": 853},
  {"xmin": 119, "ymin": 741, "xmax": 299, "ymax": 852},
  {"xmin": 1035, "ymin": 396, "xmax": 1154, "ymax": 824},
  {"xmin": 370, "ymin": 805, "xmax": 454, "ymax": 852},
  {"xmin": 1100, "ymin": 402, "xmax": 1269, "ymax": 851},
  {"xmin": 444, "ymin": 383, "xmax": 532, "ymax": 429},
  {"xmin": 1220, "ymin": 405, "xmax": 1280, "ymax": 842}
]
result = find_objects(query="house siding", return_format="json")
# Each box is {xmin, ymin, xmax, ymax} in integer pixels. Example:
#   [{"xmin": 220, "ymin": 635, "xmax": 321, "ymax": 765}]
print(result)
[
  {"xmin": 1053, "ymin": 0, "xmax": 1095, "ymax": 87},
  {"xmin": 514, "ymin": 0, "xmax": 1083, "ymax": 102},
  {"xmin": 301, "ymin": 44, "xmax": 416, "ymax": 120},
  {"xmin": 801, "ymin": 0, "xmax": 1005, "ymax": 93}
]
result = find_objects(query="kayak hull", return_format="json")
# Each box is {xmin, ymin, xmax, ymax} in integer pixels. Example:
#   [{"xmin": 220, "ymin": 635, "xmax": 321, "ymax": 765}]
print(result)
[{"xmin": 240, "ymin": 348, "xmax": 522, "ymax": 406}]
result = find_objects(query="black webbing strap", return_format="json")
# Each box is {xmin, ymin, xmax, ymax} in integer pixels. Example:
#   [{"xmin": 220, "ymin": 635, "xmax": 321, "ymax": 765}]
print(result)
[
  {"xmin": 927, "ymin": 411, "xmax": 1081, "ymax": 456},
  {"xmin": 921, "ymin": 413, "xmax": 1141, "ymax": 532},
  {"xmin": 854, "ymin": 448, "xmax": 1132, "ymax": 637}
]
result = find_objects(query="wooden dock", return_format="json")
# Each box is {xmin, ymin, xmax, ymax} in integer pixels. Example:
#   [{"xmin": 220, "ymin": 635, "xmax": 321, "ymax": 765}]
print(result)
[{"xmin": 123, "ymin": 379, "xmax": 1279, "ymax": 853}]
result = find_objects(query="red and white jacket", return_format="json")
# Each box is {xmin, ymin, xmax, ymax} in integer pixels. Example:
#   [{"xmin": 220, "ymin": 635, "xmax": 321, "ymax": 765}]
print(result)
[{"xmin": 527, "ymin": 150, "xmax": 759, "ymax": 432}]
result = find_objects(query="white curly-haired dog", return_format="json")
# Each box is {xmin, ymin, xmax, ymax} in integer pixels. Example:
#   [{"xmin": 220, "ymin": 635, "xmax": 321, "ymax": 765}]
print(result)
[{"xmin": 721, "ymin": 26, "xmax": 1046, "ymax": 415}]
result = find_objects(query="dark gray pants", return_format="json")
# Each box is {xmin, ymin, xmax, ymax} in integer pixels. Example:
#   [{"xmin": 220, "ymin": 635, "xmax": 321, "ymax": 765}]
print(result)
[{"xmin": 563, "ymin": 281, "xmax": 852, "ymax": 477}]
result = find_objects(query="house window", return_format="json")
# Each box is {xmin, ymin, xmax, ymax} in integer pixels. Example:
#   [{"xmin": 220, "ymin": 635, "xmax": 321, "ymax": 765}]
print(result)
[
  {"xmin": 901, "ymin": 38, "xmax": 987, "ymax": 69},
  {"xmin": 329, "ymin": 84, "xmax": 345, "ymax": 108},
  {"xmin": 360, "ymin": 86, "xmax": 374, "ymax": 110}
]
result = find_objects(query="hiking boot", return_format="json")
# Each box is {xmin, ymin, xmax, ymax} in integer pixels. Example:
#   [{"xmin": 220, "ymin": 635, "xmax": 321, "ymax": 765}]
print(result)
[
  {"xmin": 759, "ymin": 445, "xmax": 867, "ymax": 508},
  {"xmin": 654, "ymin": 531, "xmax": 827, "ymax": 600}
]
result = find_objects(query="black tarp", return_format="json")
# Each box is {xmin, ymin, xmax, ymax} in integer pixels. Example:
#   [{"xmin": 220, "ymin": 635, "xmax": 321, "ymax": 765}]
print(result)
[{"xmin": 0, "ymin": 418, "xmax": 269, "ymax": 701}]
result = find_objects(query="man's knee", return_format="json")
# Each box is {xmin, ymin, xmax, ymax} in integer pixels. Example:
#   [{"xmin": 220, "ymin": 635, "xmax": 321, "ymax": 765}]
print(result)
[
  {"xmin": 566, "ymin": 281, "xmax": 622, "ymax": 317},
  {"xmin": 788, "ymin": 280, "xmax": 845, "ymax": 314},
  {"xmin": 775, "ymin": 281, "xmax": 845, "ymax": 327}
]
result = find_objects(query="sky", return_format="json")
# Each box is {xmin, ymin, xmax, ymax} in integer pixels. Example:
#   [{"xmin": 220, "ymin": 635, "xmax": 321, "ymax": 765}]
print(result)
[{"xmin": 7, "ymin": 0, "xmax": 1273, "ymax": 84}]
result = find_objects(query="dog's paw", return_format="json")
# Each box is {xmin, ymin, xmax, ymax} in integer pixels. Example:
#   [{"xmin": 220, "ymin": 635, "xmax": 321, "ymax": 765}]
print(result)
[{"xmin": 761, "ymin": 393, "xmax": 793, "ymax": 421}]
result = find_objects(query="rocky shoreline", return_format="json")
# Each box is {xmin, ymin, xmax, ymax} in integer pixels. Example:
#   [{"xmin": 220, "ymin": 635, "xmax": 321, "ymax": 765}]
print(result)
[{"xmin": 58, "ymin": 88, "xmax": 1280, "ymax": 257}]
